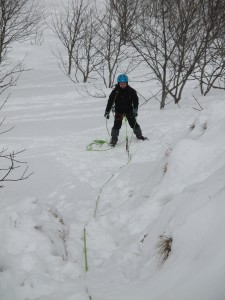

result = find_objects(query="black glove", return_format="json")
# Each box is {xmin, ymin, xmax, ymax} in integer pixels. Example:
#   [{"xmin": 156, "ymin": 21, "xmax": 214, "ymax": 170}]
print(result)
[
  {"xmin": 133, "ymin": 108, "xmax": 138, "ymax": 117},
  {"xmin": 104, "ymin": 111, "xmax": 110, "ymax": 119}
]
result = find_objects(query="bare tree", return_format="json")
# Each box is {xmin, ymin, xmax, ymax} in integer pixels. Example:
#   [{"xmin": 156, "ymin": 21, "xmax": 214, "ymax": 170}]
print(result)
[
  {"xmin": 94, "ymin": 1, "xmax": 131, "ymax": 87},
  {"xmin": 51, "ymin": 0, "xmax": 90, "ymax": 77},
  {"xmin": 131, "ymin": 0, "xmax": 225, "ymax": 108},
  {"xmin": 0, "ymin": 0, "xmax": 44, "ymax": 95},
  {"xmin": 70, "ymin": 4, "xmax": 103, "ymax": 83},
  {"xmin": 0, "ymin": 0, "xmax": 44, "ymax": 63},
  {"xmin": 194, "ymin": 39, "xmax": 225, "ymax": 95},
  {"xmin": 109, "ymin": 0, "xmax": 140, "ymax": 45},
  {"xmin": 52, "ymin": 0, "xmax": 103, "ymax": 83},
  {"xmin": 0, "ymin": 98, "xmax": 32, "ymax": 188},
  {"xmin": 192, "ymin": 0, "xmax": 225, "ymax": 95},
  {"xmin": 51, "ymin": 0, "xmax": 139, "ymax": 86},
  {"xmin": 0, "ymin": 62, "xmax": 23, "ymax": 96}
]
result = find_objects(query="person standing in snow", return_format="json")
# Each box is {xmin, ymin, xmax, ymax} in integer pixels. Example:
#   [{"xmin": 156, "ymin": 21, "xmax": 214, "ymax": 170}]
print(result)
[{"xmin": 104, "ymin": 74, "xmax": 147, "ymax": 146}]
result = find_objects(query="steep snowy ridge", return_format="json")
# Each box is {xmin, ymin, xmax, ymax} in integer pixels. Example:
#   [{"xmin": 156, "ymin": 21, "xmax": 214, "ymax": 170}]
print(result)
[{"xmin": 86, "ymin": 101, "xmax": 225, "ymax": 300}]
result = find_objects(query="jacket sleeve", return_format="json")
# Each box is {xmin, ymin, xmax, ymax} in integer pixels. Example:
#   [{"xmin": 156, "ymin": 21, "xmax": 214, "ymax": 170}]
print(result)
[
  {"xmin": 132, "ymin": 89, "xmax": 139, "ymax": 109},
  {"xmin": 105, "ymin": 90, "xmax": 117, "ymax": 112}
]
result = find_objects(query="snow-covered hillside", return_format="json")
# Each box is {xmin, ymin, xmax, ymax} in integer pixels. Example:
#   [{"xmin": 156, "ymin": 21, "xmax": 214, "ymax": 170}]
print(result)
[{"xmin": 0, "ymin": 2, "xmax": 225, "ymax": 300}]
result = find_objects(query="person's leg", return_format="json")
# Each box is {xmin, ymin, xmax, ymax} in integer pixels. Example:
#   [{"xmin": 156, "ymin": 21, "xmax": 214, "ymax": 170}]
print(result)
[
  {"xmin": 126, "ymin": 112, "xmax": 143, "ymax": 137},
  {"xmin": 110, "ymin": 112, "xmax": 124, "ymax": 144}
]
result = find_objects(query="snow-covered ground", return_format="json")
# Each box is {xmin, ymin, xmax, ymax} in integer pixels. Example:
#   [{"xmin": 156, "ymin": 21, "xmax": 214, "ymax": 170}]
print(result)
[{"xmin": 0, "ymin": 2, "xmax": 225, "ymax": 300}]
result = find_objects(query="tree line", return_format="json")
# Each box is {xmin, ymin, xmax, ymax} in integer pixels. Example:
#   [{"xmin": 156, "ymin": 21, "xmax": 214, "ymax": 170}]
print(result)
[
  {"xmin": 51, "ymin": 0, "xmax": 225, "ymax": 108},
  {"xmin": 1, "ymin": 0, "xmax": 224, "ymax": 109}
]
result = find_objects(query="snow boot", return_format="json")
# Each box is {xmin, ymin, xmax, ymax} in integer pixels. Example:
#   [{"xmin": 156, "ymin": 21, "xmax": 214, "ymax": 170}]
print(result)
[
  {"xmin": 110, "ymin": 137, "xmax": 118, "ymax": 147},
  {"xmin": 136, "ymin": 135, "xmax": 148, "ymax": 141}
]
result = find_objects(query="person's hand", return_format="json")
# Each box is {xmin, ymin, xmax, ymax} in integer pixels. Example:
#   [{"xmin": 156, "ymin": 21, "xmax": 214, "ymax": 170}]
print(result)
[
  {"xmin": 104, "ymin": 111, "xmax": 110, "ymax": 119},
  {"xmin": 133, "ymin": 108, "xmax": 138, "ymax": 117}
]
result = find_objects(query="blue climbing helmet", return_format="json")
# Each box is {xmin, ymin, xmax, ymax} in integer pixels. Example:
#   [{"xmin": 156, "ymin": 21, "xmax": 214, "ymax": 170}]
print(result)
[{"xmin": 117, "ymin": 74, "xmax": 128, "ymax": 83}]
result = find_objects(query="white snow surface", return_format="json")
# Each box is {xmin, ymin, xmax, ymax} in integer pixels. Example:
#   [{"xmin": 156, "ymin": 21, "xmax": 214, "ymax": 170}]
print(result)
[{"xmin": 0, "ymin": 2, "xmax": 225, "ymax": 300}]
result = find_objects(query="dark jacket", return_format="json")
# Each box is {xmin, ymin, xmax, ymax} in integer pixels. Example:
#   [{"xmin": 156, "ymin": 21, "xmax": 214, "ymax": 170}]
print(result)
[{"xmin": 105, "ymin": 84, "xmax": 139, "ymax": 113}]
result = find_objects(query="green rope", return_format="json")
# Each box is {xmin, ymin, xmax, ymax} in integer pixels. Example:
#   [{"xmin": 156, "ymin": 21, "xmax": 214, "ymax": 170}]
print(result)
[
  {"xmin": 94, "ymin": 118, "xmax": 135, "ymax": 218},
  {"xmin": 83, "ymin": 228, "xmax": 93, "ymax": 300},
  {"xmin": 86, "ymin": 139, "xmax": 107, "ymax": 151},
  {"xmin": 87, "ymin": 115, "xmax": 129, "ymax": 152},
  {"xmin": 83, "ymin": 112, "xmax": 140, "ymax": 300},
  {"xmin": 128, "ymin": 118, "xmax": 136, "ymax": 148},
  {"xmin": 87, "ymin": 109, "xmax": 136, "ymax": 152},
  {"xmin": 91, "ymin": 114, "xmax": 141, "ymax": 217},
  {"xmin": 86, "ymin": 139, "xmax": 126, "ymax": 152},
  {"xmin": 124, "ymin": 116, "xmax": 136, "ymax": 160},
  {"xmin": 83, "ymin": 227, "xmax": 88, "ymax": 272},
  {"xmin": 85, "ymin": 287, "xmax": 92, "ymax": 300},
  {"xmin": 94, "ymin": 173, "xmax": 115, "ymax": 218},
  {"xmin": 94, "ymin": 148, "xmax": 133, "ymax": 218},
  {"xmin": 106, "ymin": 118, "xmax": 110, "ymax": 137},
  {"xmin": 125, "ymin": 118, "xmax": 130, "ymax": 158}
]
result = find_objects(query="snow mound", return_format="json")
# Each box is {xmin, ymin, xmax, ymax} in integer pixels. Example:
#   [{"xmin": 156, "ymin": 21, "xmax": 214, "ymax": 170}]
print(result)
[{"xmin": 87, "ymin": 100, "xmax": 225, "ymax": 300}]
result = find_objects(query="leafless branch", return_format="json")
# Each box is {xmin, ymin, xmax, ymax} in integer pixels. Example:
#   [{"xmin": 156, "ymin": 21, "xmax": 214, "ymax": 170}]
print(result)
[
  {"xmin": 192, "ymin": 94, "xmax": 204, "ymax": 111},
  {"xmin": 0, "ymin": 149, "xmax": 33, "ymax": 188}
]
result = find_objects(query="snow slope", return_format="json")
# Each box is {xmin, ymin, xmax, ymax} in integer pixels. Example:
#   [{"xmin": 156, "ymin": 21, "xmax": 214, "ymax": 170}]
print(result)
[{"xmin": 0, "ymin": 2, "xmax": 225, "ymax": 300}]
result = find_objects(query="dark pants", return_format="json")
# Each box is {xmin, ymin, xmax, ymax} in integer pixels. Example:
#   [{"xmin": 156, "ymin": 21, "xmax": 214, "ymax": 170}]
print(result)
[{"xmin": 111, "ymin": 111, "xmax": 142, "ymax": 138}]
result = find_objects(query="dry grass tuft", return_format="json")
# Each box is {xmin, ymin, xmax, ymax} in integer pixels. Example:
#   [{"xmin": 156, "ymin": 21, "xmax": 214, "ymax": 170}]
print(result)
[
  {"xmin": 162, "ymin": 144, "xmax": 172, "ymax": 174},
  {"xmin": 162, "ymin": 162, "xmax": 168, "ymax": 174},
  {"xmin": 163, "ymin": 144, "xmax": 172, "ymax": 157},
  {"xmin": 202, "ymin": 122, "xmax": 207, "ymax": 130},
  {"xmin": 156, "ymin": 234, "xmax": 173, "ymax": 265},
  {"xmin": 190, "ymin": 122, "xmax": 195, "ymax": 130}
]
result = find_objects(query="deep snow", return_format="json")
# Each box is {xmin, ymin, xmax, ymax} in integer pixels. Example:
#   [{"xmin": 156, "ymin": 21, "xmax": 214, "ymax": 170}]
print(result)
[{"xmin": 0, "ymin": 2, "xmax": 225, "ymax": 300}]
